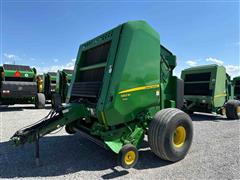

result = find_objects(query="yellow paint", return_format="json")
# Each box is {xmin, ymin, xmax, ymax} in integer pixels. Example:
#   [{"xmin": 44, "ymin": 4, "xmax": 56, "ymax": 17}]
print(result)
[
  {"xmin": 124, "ymin": 150, "xmax": 136, "ymax": 165},
  {"xmin": 214, "ymin": 93, "xmax": 226, "ymax": 98},
  {"xmin": 237, "ymin": 106, "xmax": 240, "ymax": 113},
  {"xmin": 37, "ymin": 80, "xmax": 43, "ymax": 93},
  {"xmin": 222, "ymin": 107, "xmax": 226, "ymax": 115},
  {"xmin": 172, "ymin": 126, "xmax": 186, "ymax": 148},
  {"xmin": 118, "ymin": 84, "xmax": 160, "ymax": 94}
]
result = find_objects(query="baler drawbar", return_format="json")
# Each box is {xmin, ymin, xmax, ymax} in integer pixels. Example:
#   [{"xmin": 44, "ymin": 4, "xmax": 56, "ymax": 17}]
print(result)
[{"xmin": 11, "ymin": 103, "xmax": 89, "ymax": 145}]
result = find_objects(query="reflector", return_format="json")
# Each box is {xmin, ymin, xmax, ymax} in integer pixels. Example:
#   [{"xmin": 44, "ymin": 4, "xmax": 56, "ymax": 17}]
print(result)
[{"xmin": 14, "ymin": 71, "xmax": 21, "ymax": 77}]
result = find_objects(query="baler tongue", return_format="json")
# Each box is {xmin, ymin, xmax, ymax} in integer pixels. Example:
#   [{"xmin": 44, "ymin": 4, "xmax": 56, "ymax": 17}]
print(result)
[
  {"xmin": 10, "ymin": 103, "xmax": 88, "ymax": 165},
  {"xmin": 10, "ymin": 107, "xmax": 65, "ymax": 165},
  {"xmin": 11, "ymin": 108, "xmax": 63, "ymax": 146}
]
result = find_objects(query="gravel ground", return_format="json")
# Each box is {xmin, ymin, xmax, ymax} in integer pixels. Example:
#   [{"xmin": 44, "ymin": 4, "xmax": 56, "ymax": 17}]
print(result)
[{"xmin": 0, "ymin": 104, "xmax": 239, "ymax": 179}]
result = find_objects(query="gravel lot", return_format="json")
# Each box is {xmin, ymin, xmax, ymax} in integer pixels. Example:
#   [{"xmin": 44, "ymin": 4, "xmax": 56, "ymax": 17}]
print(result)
[{"xmin": 0, "ymin": 104, "xmax": 239, "ymax": 179}]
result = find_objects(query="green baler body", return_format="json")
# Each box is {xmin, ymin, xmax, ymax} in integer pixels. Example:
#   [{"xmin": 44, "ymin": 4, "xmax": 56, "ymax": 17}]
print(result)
[
  {"xmin": 232, "ymin": 76, "xmax": 240, "ymax": 100},
  {"xmin": 42, "ymin": 72, "xmax": 57, "ymax": 100},
  {"xmin": 68, "ymin": 21, "xmax": 178, "ymax": 124},
  {"xmin": 65, "ymin": 21, "xmax": 179, "ymax": 152},
  {"xmin": 0, "ymin": 64, "xmax": 37, "ymax": 104},
  {"xmin": 181, "ymin": 64, "xmax": 233, "ymax": 113},
  {"xmin": 11, "ymin": 21, "xmax": 181, "ymax": 154},
  {"xmin": 55, "ymin": 69, "xmax": 73, "ymax": 102}
]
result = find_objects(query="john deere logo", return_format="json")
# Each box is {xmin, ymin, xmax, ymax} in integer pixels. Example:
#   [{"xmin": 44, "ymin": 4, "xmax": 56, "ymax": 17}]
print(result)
[{"xmin": 25, "ymin": 74, "xmax": 29, "ymax": 77}]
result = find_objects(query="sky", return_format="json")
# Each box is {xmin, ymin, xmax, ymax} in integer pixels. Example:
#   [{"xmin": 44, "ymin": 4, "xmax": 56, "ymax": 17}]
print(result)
[{"xmin": 0, "ymin": 0, "xmax": 239, "ymax": 77}]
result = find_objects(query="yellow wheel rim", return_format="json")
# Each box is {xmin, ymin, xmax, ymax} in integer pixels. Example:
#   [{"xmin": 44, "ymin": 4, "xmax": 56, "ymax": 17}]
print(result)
[
  {"xmin": 237, "ymin": 106, "xmax": 240, "ymax": 114},
  {"xmin": 173, "ymin": 126, "xmax": 186, "ymax": 148},
  {"xmin": 124, "ymin": 151, "xmax": 136, "ymax": 165},
  {"xmin": 222, "ymin": 107, "xmax": 226, "ymax": 115}
]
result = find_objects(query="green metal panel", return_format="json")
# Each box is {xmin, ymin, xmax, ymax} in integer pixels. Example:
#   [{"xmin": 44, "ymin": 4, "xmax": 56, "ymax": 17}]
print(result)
[
  {"xmin": 100, "ymin": 21, "xmax": 161, "ymax": 126},
  {"xmin": 213, "ymin": 66, "xmax": 226, "ymax": 107},
  {"xmin": 1, "ymin": 64, "xmax": 36, "ymax": 80}
]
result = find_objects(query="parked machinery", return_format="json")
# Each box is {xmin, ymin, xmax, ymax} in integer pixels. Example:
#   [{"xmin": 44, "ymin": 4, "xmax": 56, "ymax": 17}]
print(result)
[
  {"xmin": 181, "ymin": 64, "xmax": 240, "ymax": 119},
  {"xmin": 232, "ymin": 76, "xmax": 240, "ymax": 100},
  {"xmin": 52, "ymin": 69, "xmax": 74, "ymax": 108},
  {"xmin": 36, "ymin": 74, "xmax": 43, "ymax": 93},
  {"xmin": 11, "ymin": 21, "xmax": 193, "ymax": 168},
  {"xmin": 42, "ymin": 72, "xmax": 57, "ymax": 101},
  {"xmin": 0, "ymin": 64, "xmax": 45, "ymax": 108}
]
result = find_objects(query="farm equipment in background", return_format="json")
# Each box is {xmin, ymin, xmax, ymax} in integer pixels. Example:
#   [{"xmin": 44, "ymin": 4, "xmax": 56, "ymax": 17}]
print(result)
[
  {"xmin": 232, "ymin": 76, "xmax": 240, "ymax": 100},
  {"xmin": 36, "ymin": 75, "xmax": 43, "ymax": 93},
  {"xmin": 0, "ymin": 64, "xmax": 45, "ymax": 108},
  {"xmin": 52, "ymin": 69, "xmax": 74, "ymax": 108},
  {"xmin": 11, "ymin": 21, "xmax": 193, "ymax": 169},
  {"xmin": 42, "ymin": 72, "xmax": 57, "ymax": 102},
  {"xmin": 181, "ymin": 64, "xmax": 240, "ymax": 119}
]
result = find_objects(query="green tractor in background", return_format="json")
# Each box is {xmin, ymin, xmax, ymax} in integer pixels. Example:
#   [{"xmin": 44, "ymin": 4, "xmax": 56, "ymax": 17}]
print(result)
[
  {"xmin": 52, "ymin": 69, "xmax": 74, "ymax": 108},
  {"xmin": 11, "ymin": 21, "xmax": 193, "ymax": 169},
  {"xmin": 0, "ymin": 64, "xmax": 45, "ymax": 108},
  {"xmin": 232, "ymin": 76, "xmax": 240, "ymax": 100},
  {"xmin": 181, "ymin": 64, "xmax": 240, "ymax": 119}
]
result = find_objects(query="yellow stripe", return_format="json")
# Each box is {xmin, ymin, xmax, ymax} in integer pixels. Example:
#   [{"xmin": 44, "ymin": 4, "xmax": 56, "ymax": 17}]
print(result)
[
  {"xmin": 101, "ymin": 111, "xmax": 107, "ymax": 127},
  {"xmin": 118, "ymin": 84, "xmax": 160, "ymax": 94},
  {"xmin": 214, "ymin": 93, "xmax": 226, "ymax": 98}
]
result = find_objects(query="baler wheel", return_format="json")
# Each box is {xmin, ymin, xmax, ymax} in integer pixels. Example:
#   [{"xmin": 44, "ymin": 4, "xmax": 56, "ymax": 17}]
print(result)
[
  {"xmin": 225, "ymin": 100, "xmax": 240, "ymax": 120},
  {"xmin": 118, "ymin": 144, "xmax": 138, "ymax": 169},
  {"xmin": 148, "ymin": 108, "xmax": 193, "ymax": 162},
  {"xmin": 35, "ymin": 93, "xmax": 45, "ymax": 109},
  {"xmin": 65, "ymin": 125, "xmax": 76, "ymax": 134}
]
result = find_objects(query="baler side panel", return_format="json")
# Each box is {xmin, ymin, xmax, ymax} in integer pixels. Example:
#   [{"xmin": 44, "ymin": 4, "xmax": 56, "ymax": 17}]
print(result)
[
  {"xmin": 104, "ymin": 21, "xmax": 161, "ymax": 126},
  {"xmin": 55, "ymin": 70, "xmax": 62, "ymax": 94},
  {"xmin": 159, "ymin": 46, "xmax": 177, "ymax": 109},
  {"xmin": 213, "ymin": 66, "xmax": 226, "ymax": 108},
  {"xmin": 43, "ymin": 74, "xmax": 50, "ymax": 98}
]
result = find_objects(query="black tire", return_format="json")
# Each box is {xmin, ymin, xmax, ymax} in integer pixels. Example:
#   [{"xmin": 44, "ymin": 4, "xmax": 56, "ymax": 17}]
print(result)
[
  {"xmin": 65, "ymin": 125, "xmax": 76, "ymax": 134},
  {"xmin": 118, "ymin": 144, "xmax": 139, "ymax": 169},
  {"xmin": 35, "ymin": 93, "xmax": 45, "ymax": 109},
  {"xmin": 51, "ymin": 93, "xmax": 62, "ymax": 109},
  {"xmin": 225, "ymin": 100, "xmax": 240, "ymax": 120},
  {"xmin": 148, "ymin": 108, "xmax": 193, "ymax": 162}
]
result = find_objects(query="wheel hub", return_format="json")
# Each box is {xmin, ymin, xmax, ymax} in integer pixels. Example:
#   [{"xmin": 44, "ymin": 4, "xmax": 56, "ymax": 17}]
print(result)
[
  {"xmin": 237, "ymin": 106, "xmax": 240, "ymax": 117},
  {"xmin": 173, "ymin": 126, "xmax": 186, "ymax": 148},
  {"xmin": 124, "ymin": 151, "xmax": 136, "ymax": 165}
]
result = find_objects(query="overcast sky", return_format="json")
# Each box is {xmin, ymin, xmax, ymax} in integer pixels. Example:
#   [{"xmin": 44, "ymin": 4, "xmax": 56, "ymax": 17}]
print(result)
[{"xmin": 1, "ymin": 1, "xmax": 239, "ymax": 77}]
